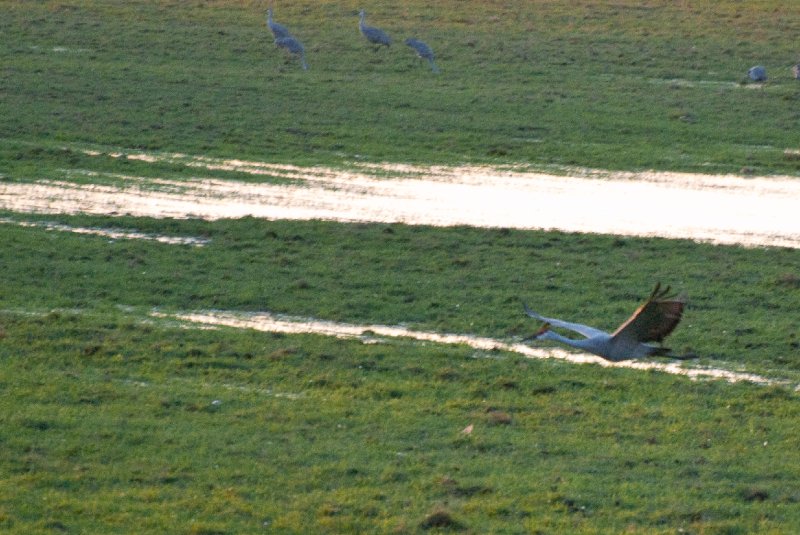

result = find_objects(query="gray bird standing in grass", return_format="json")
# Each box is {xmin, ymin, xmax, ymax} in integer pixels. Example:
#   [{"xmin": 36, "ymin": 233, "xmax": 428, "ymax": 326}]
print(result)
[
  {"xmin": 748, "ymin": 65, "xmax": 767, "ymax": 82},
  {"xmin": 359, "ymin": 9, "xmax": 391, "ymax": 48},
  {"xmin": 275, "ymin": 36, "xmax": 308, "ymax": 70},
  {"xmin": 405, "ymin": 38, "xmax": 440, "ymax": 73},
  {"xmin": 793, "ymin": 64, "xmax": 800, "ymax": 80},
  {"xmin": 266, "ymin": 7, "xmax": 292, "ymax": 39}
]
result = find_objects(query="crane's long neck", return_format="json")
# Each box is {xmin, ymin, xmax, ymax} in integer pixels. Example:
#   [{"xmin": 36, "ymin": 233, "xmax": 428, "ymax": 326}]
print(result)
[
  {"xmin": 268, "ymin": 8, "xmax": 273, "ymax": 23},
  {"xmin": 539, "ymin": 330, "xmax": 596, "ymax": 351}
]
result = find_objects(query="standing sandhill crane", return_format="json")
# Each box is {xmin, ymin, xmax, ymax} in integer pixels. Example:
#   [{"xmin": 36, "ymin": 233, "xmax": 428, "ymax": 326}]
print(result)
[
  {"xmin": 522, "ymin": 283, "xmax": 688, "ymax": 361},
  {"xmin": 266, "ymin": 7, "xmax": 292, "ymax": 40},
  {"xmin": 359, "ymin": 9, "xmax": 391, "ymax": 48},
  {"xmin": 405, "ymin": 38, "xmax": 440, "ymax": 73},
  {"xmin": 792, "ymin": 64, "xmax": 800, "ymax": 80},
  {"xmin": 275, "ymin": 36, "xmax": 308, "ymax": 70},
  {"xmin": 748, "ymin": 65, "xmax": 767, "ymax": 82}
]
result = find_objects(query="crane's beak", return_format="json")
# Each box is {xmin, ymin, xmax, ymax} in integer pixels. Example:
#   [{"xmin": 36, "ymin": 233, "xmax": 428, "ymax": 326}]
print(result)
[{"xmin": 522, "ymin": 322, "xmax": 550, "ymax": 342}]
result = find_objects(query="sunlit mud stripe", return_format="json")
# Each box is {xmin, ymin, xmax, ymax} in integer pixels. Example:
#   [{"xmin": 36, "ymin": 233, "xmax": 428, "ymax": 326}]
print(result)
[
  {"xmin": 0, "ymin": 218, "xmax": 209, "ymax": 246},
  {"xmin": 2, "ymin": 172, "xmax": 800, "ymax": 248},
  {"xmin": 152, "ymin": 310, "xmax": 791, "ymax": 388}
]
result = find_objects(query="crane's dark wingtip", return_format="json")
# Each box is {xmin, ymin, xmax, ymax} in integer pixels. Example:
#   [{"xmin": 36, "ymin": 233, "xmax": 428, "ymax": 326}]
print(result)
[
  {"xmin": 649, "ymin": 282, "xmax": 662, "ymax": 300},
  {"xmin": 649, "ymin": 282, "xmax": 678, "ymax": 301}
]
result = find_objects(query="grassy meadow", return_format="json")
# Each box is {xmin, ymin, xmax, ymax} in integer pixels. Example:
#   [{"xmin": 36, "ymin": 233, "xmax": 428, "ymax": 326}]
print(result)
[
  {"xmin": 2, "ymin": 214, "xmax": 800, "ymax": 534},
  {"xmin": 2, "ymin": 0, "xmax": 800, "ymax": 174},
  {"xmin": 2, "ymin": 1, "xmax": 800, "ymax": 533}
]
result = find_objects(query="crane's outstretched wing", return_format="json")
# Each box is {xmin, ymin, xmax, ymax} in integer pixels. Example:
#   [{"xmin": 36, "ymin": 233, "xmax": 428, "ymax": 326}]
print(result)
[
  {"xmin": 523, "ymin": 302, "xmax": 607, "ymax": 339},
  {"xmin": 611, "ymin": 283, "xmax": 685, "ymax": 344}
]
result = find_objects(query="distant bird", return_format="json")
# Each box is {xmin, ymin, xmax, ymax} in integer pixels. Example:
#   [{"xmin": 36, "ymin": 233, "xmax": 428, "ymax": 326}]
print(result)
[
  {"xmin": 275, "ymin": 36, "xmax": 308, "ymax": 70},
  {"xmin": 359, "ymin": 9, "xmax": 391, "ymax": 48},
  {"xmin": 405, "ymin": 38, "xmax": 440, "ymax": 73},
  {"xmin": 792, "ymin": 64, "xmax": 800, "ymax": 80},
  {"xmin": 523, "ymin": 283, "xmax": 687, "ymax": 361},
  {"xmin": 748, "ymin": 65, "xmax": 767, "ymax": 82},
  {"xmin": 266, "ymin": 7, "xmax": 292, "ymax": 39}
]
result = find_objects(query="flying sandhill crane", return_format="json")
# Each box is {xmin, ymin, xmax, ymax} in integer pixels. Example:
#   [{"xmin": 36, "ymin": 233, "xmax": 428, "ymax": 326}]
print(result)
[
  {"xmin": 275, "ymin": 36, "xmax": 308, "ymax": 70},
  {"xmin": 405, "ymin": 38, "xmax": 440, "ymax": 73},
  {"xmin": 359, "ymin": 9, "xmax": 391, "ymax": 48},
  {"xmin": 748, "ymin": 65, "xmax": 767, "ymax": 82},
  {"xmin": 522, "ymin": 283, "xmax": 688, "ymax": 361},
  {"xmin": 266, "ymin": 7, "xmax": 292, "ymax": 40}
]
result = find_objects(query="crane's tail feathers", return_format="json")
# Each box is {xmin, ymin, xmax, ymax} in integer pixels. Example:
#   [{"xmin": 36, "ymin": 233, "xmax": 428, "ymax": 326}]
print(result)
[
  {"xmin": 646, "ymin": 346, "xmax": 698, "ymax": 360},
  {"xmin": 648, "ymin": 345, "xmax": 672, "ymax": 357},
  {"xmin": 670, "ymin": 352, "xmax": 699, "ymax": 360}
]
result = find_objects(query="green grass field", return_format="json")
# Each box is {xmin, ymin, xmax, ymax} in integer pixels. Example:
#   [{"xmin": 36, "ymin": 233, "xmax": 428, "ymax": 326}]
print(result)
[
  {"xmin": 2, "ymin": 213, "xmax": 800, "ymax": 533},
  {"xmin": 5, "ymin": 307, "xmax": 800, "ymax": 534},
  {"xmin": 2, "ymin": 1, "xmax": 800, "ymax": 174},
  {"xmin": 2, "ymin": 1, "xmax": 800, "ymax": 533}
]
